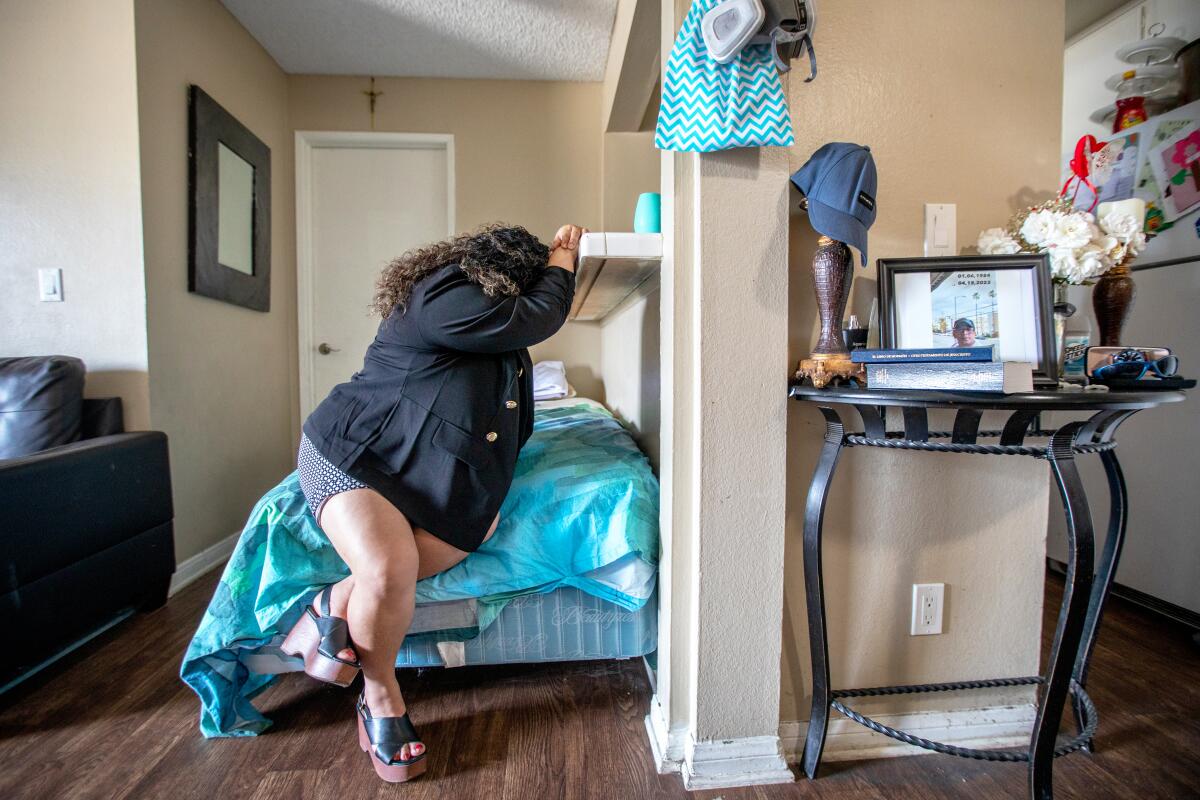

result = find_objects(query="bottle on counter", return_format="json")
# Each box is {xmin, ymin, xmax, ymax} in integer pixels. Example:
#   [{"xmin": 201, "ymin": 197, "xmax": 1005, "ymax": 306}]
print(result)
[
  {"xmin": 1062, "ymin": 311, "xmax": 1093, "ymax": 381},
  {"xmin": 1113, "ymin": 69, "xmax": 1151, "ymax": 132}
]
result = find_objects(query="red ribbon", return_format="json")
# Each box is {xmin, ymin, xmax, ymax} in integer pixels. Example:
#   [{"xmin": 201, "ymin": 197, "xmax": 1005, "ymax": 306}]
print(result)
[{"xmin": 1059, "ymin": 134, "xmax": 1099, "ymax": 212}]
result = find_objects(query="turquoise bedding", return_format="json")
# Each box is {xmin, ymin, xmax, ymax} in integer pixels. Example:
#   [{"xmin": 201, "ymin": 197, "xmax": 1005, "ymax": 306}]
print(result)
[{"xmin": 180, "ymin": 400, "xmax": 659, "ymax": 737}]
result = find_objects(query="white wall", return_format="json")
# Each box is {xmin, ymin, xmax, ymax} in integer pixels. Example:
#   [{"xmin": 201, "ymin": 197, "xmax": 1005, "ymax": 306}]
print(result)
[
  {"xmin": 600, "ymin": 281, "xmax": 661, "ymax": 471},
  {"xmin": 1056, "ymin": 0, "xmax": 1200, "ymax": 614},
  {"xmin": 0, "ymin": 0, "xmax": 150, "ymax": 429},
  {"xmin": 1047, "ymin": 272, "xmax": 1200, "ymax": 613},
  {"xmin": 1063, "ymin": 0, "xmax": 1200, "ymax": 156}
]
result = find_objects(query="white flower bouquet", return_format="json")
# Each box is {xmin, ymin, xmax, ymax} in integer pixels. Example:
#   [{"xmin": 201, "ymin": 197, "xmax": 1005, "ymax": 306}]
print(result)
[{"xmin": 976, "ymin": 198, "xmax": 1147, "ymax": 285}]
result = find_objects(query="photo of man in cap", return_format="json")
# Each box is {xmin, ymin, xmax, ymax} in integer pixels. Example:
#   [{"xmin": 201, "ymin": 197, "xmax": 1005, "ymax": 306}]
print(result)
[
  {"xmin": 950, "ymin": 317, "xmax": 976, "ymax": 348},
  {"xmin": 928, "ymin": 270, "xmax": 997, "ymax": 350}
]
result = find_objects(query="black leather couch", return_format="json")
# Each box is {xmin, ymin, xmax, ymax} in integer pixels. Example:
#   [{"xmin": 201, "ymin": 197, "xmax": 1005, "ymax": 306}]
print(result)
[{"xmin": 0, "ymin": 356, "xmax": 175, "ymax": 688}]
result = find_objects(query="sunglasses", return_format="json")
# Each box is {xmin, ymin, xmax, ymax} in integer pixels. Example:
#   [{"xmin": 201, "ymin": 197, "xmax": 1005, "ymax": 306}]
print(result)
[{"xmin": 1093, "ymin": 349, "xmax": 1180, "ymax": 380}]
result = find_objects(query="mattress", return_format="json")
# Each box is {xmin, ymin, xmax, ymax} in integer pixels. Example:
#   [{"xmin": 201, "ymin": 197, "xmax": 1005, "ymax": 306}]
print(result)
[
  {"xmin": 397, "ymin": 584, "xmax": 658, "ymax": 668},
  {"xmin": 404, "ymin": 551, "xmax": 657, "ymax": 636}
]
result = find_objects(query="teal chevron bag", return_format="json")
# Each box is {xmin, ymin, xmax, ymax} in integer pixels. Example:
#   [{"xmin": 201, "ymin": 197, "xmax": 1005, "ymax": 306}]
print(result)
[{"xmin": 656, "ymin": 0, "xmax": 795, "ymax": 153}]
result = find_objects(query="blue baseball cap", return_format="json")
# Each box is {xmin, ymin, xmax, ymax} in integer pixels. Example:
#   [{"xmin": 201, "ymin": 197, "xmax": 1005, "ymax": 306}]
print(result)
[{"xmin": 790, "ymin": 143, "xmax": 877, "ymax": 266}]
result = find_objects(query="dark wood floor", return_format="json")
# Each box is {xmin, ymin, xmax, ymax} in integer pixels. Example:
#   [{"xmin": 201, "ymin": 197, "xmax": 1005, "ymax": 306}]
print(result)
[{"xmin": 1, "ymin": 572, "xmax": 1197, "ymax": 799}]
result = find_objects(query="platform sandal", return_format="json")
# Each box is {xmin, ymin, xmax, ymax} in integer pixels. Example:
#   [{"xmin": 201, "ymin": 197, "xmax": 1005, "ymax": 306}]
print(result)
[
  {"xmin": 280, "ymin": 585, "xmax": 360, "ymax": 687},
  {"xmin": 356, "ymin": 693, "xmax": 428, "ymax": 783}
]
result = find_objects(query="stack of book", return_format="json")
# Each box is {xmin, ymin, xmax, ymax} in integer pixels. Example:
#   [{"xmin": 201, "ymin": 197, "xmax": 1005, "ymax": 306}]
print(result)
[{"xmin": 850, "ymin": 346, "xmax": 1034, "ymax": 393}]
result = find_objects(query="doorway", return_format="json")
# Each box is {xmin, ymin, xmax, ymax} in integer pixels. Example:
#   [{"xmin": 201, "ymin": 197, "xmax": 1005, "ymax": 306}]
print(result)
[{"xmin": 295, "ymin": 131, "xmax": 454, "ymax": 418}]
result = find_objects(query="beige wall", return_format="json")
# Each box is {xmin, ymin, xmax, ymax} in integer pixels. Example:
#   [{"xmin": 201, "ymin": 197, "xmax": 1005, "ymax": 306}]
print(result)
[
  {"xmin": 600, "ymin": 130, "xmax": 661, "ymax": 469},
  {"xmin": 0, "ymin": 0, "xmax": 150, "ymax": 429},
  {"xmin": 135, "ymin": 0, "xmax": 297, "ymax": 563},
  {"xmin": 287, "ymin": 75, "xmax": 607, "ymax": 399},
  {"xmin": 781, "ymin": 0, "xmax": 1065, "ymax": 723},
  {"xmin": 693, "ymin": 146, "xmax": 794, "ymax": 748},
  {"xmin": 602, "ymin": 131, "xmax": 661, "ymax": 231}
]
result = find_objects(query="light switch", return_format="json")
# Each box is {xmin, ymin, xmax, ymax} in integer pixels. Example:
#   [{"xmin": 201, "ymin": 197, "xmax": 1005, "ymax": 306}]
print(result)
[
  {"xmin": 924, "ymin": 203, "xmax": 956, "ymax": 257},
  {"xmin": 38, "ymin": 268, "xmax": 63, "ymax": 302}
]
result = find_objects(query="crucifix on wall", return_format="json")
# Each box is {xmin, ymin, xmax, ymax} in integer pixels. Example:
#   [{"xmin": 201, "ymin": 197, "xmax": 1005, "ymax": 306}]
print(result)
[{"xmin": 362, "ymin": 77, "xmax": 384, "ymax": 130}]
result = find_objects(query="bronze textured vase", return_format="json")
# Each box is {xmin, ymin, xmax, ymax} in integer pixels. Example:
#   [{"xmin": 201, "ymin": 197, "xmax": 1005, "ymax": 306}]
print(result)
[
  {"xmin": 1092, "ymin": 264, "xmax": 1135, "ymax": 346},
  {"xmin": 793, "ymin": 236, "xmax": 864, "ymax": 388},
  {"xmin": 811, "ymin": 236, "xmax": 853, "ymax": 357}
]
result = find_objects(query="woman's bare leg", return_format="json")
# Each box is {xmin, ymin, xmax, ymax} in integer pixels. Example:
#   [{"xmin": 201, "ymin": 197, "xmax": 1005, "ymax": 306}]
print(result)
[
  {"xmin": 324, "ymin": 514, "xmax": 498, "ymax": 615},
  {"xmin": 318, "ymin": 487, "xmax": 423, "ymax": 760},
  {"xmin": 313, "ymin": 507, "xmax": 498, "ymax": 759},
  {"xmin": 410, "ymin": 513, "xmax": 500, "ymax": 578}
]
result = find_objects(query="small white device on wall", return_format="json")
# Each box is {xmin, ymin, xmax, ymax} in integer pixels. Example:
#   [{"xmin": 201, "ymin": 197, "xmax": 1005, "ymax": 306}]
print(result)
[
  {"xmin": 911, "ymin": 583, "xmax": 945, "ymax": 635},
  {"xmin": 38, "ymin": 268, "xmax": 63, "ymax": 302},
  {"xmin": 923, "ymin": 203, "xmax": 956, "ymax": 257}
]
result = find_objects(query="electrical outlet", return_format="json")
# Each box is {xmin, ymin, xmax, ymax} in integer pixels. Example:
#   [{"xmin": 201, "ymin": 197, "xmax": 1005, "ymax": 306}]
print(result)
[{"xmin": 911, "ymin": 583, "xmax": 944, "ymax": 636}]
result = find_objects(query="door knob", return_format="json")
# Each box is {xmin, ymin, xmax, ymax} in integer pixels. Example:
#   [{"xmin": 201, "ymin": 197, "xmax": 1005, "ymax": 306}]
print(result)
[{"xmin": 317, "ymin": 342, "xmax": 340, "ymax": 355}]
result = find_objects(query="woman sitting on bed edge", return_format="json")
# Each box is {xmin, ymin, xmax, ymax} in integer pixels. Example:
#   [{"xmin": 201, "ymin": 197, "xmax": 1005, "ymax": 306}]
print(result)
[{"xmin": 284, "ymin": 222, "xmax": 584, "ymax": 783}]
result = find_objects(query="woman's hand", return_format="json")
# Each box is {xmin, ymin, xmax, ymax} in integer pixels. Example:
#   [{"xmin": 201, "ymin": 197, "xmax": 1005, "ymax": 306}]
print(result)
[
  {"xmin": 548, "ymin": 224, "xmax": 588, "ymax": 272},
  {"xmin": 552, "ymin": 224, "xmax": 586, "ymax": 250}
]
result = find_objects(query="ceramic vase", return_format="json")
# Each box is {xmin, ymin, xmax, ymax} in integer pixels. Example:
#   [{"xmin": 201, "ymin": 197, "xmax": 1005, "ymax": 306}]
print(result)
[{"xmin": 811, "ymin": 236, "xmax": 853, "ymax": 356}]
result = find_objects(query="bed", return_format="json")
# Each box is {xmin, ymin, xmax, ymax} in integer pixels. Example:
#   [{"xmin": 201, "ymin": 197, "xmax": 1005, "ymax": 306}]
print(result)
[{"xmin": 181, "ymin": 397, "xmax": 659, "ymax": 737}]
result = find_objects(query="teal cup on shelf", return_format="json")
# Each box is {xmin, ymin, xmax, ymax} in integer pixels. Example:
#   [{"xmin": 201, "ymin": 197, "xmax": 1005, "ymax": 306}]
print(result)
[{"xmin": 633, "ymin": 192, "xmax": 661, "ymax": 233}]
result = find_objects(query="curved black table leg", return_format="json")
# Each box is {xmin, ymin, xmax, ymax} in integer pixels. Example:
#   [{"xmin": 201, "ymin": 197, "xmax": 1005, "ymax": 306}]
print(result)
[
  {"xmin": 1031, "ymin": 422, "xmax": 1097, "ymax": 800},
  {"xmin": 801, "ymin": 406, "xmax": 846, "ymax": 780},
  {"xmin": 1071, "ymin": 446, "xmax": 1130, "ymax": 751}
]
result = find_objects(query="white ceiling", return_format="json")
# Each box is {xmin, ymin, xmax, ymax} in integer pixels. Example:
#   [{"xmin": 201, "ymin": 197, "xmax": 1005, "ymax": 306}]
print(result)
[{"xmin": 220, "ymin": 0, "xmax": 619, "ymax": 82}]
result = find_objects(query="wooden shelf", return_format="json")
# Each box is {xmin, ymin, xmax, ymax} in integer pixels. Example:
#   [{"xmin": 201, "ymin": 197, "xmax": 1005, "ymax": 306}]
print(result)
[{"xmin": 569, "ymin": 233, "xmax": 662, "ymax": 321}]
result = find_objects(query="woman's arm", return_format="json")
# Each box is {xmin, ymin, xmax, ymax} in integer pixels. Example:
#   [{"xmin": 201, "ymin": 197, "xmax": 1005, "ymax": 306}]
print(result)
[{"xmin": 416, "ymin": 225, "xmax": 586, "ymax": 353}]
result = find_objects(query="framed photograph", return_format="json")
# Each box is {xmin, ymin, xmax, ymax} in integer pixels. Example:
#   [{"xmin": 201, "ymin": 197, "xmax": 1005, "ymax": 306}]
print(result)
[
  {"xmin": 877, "ymin": 254, "xmax": 1057, "ymax": 385},
  {"xmin": 188, "ymin": 85, "xmax": 271, "ymax": 311}
]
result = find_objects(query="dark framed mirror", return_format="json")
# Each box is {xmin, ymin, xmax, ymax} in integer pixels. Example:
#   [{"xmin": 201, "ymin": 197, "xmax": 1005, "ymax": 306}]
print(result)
[{"xmin": 188, "ymin": 85, "xmax": 271, "ymax": 311}]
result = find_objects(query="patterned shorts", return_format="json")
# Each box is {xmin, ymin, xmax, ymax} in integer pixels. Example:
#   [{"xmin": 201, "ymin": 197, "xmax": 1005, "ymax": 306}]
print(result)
[{"xmin": 297, "ymin": 434, "xmax": 368, "ymax": 522}]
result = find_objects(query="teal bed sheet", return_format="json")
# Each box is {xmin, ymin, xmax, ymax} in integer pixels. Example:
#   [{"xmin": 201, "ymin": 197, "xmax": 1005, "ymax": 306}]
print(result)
[{"xmin": 180, "ymin": 400, "xmax": 659, "ymax": 737}]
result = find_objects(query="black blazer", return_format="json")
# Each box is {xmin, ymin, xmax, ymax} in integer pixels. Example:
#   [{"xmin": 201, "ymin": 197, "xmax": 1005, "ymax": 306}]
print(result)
[{"xmin": 302, "ymin": 263, "xmax": 575, "ymax": 551}]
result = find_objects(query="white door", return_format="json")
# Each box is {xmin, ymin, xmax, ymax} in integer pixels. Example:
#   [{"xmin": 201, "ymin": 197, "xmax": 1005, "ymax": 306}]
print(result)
[{"xmin": 297, "ymin": 133, "xmax": 454, "ymax": 419}]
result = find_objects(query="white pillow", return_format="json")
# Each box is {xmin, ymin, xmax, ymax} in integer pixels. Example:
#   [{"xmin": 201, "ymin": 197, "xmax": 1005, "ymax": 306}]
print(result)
[{"xmin": 532, "ymin": 360, "xmax": 569, "ymax": 400}]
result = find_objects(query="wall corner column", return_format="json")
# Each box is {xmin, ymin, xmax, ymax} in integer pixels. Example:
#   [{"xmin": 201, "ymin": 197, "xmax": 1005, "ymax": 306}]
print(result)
[
  {"xmin": 647, "ymin": 0, "xmax": 793, "ymax": 788},
  {"xmin": 682, "ymin": 144, "xmax": 793, "ymax": 790}
]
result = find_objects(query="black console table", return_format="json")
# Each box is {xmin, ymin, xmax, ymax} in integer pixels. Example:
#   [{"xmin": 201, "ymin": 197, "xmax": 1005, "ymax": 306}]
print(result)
[{"xmin": 788, "ymin": 385, "xmax": 1186, "ymax": 800}]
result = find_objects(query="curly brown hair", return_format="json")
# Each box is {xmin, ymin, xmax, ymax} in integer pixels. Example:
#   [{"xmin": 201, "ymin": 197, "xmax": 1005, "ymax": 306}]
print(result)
[{"xmin": 370, "ymin": 223, "xmax": 550, "ymax": 318}]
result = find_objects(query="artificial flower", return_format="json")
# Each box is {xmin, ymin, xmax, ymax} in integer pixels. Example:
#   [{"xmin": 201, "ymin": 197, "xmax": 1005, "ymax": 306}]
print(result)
[
  {"xmin": 1077, "ymin": 244, "xmax": 1113, "ymax": 282},
  {"xmin": 979, "ymin": 196, "xmax": 1149, "ymax": 285},
  {"xmin": 977, "ymin": 227, "xmax": 1020, "ymax": 255},
  {"xmin": 1091, "ymin": 233, "xmax": 1118, "ymax": 254},
  {"xmin": 1048, "ymin": 212, "xmax": 1097, "ymax": 250},
  {"xmin": 1020, "ymin": 209, "xmax": 1058, "ymax": 246},
  {"xmin": 1124, "ymin": 230, "xmax": 1147, "ymax": 257},
  {"xmin": 1049, "ymin": 248, "xmax": 1084, "ymax": 284},
  {"xmin": 1099, "ymin": 211, "xmax": 1142, "ymax": 243}
]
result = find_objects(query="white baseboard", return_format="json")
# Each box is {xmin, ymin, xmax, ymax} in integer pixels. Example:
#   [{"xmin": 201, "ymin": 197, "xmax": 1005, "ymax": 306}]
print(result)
[
  {"xmin": 169, "ymin": 530, "xmax": 239, "ymax": 596},
  {"xmin": 682, "ymin": 734, "xmax": 795, "ymax": 790},
  {"xmin": 778, "ymin": 703, "xmax": 1037, "ymax": 763},
  {"xmin": 644, "ymin": 693, "xmax": 687, "ymax": 774}
]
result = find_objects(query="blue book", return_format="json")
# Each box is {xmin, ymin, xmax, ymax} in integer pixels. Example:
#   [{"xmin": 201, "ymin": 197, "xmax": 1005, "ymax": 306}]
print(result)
[
  {"xmin": 866, "ymin": 361, "xmax": 1033, "ymax": 393},
  {"xmin": 851, "ymin": 346, "xmax": 995, "ymax": 364}
]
